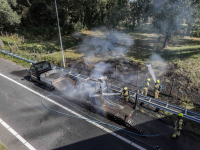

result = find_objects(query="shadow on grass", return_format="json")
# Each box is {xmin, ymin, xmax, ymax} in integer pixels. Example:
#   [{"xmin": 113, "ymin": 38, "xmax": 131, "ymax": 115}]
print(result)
[
  {"xmin": 127, "ymin": 34, "xmax": 200, "ymax": 62},
  {"xmin": 173, "ymin": 38, "xmax": 200, "ymax": 47},
  {"xmin": 160, "ymin": 47, "xmax": 200, "ymax": 61}
]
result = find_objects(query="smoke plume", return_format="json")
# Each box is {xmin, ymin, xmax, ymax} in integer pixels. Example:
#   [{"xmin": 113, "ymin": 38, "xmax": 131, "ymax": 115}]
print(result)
[{"xmin": 79, "ymin": 27, "xmax": 134, "ymax": 58}]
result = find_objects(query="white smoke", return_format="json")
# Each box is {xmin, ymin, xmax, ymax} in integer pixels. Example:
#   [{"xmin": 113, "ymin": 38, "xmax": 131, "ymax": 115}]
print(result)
[
  {"xmin": 90, "ymin": 62, "xmax": 111, "ymax": 79},
  {"xmin": 79, "ymin": 27, "xmax": 134, "ymax": 58}
]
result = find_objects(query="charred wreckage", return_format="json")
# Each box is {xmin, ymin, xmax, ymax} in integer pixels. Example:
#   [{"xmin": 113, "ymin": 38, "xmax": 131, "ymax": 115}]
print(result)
[{"xmin": 26, "ymin": 61, "xmax": 148, "ymax": 135}]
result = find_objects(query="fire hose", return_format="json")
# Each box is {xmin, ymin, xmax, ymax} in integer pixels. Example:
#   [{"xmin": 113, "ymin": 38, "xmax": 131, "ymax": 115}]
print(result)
[{"xmin": 41, "ymin": 95, "xmax": 175, "ymax": 149}]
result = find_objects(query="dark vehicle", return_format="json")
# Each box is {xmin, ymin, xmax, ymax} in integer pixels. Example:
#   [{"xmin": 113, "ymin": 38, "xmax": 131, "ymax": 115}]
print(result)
[{"xmin": 26, "ymin": 61, "xmax": 75, "ymax": 91}]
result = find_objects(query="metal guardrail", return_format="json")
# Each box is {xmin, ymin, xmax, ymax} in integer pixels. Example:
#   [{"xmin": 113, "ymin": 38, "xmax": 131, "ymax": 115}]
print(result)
[
  {"xmin": 0, "ymin": 49, "xmax": 37, "ymax": 64},
  {"xmin": 1, "ymin": 49, "xmax": 200, "ymax": 123},
  {"xmin": 109, "ymin": 83, "xmax": 200, "ymax": 123}
]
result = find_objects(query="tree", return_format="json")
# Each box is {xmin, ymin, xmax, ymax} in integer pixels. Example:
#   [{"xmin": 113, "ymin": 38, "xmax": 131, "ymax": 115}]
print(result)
[
  {"xmin": 0, "ymin": 0, "xmax": 21, "ymax": 25},
  {"xmin": 0, "ymin": 0, "xmax": 21, "ymax": 48},
  {"xmin": 150, "ymin": 0, "xmax": 195, "ymax": 48}
]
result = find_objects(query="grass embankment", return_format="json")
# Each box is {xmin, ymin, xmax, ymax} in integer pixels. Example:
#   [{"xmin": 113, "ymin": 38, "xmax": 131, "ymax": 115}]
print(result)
[
  {"xmin": 0, "ymin": 141, "xmax": 7, "ymax": 150},
  {"xmin": 0, "ymin": 33, "xmax": 83, "ymax": 67},
  {"xmin": 128, "ymin": 24, "xmax": 200, "ymax": 87},
  {"xmin": 2, "ymin": 27, "xmax": 200, "ymax": 85}
]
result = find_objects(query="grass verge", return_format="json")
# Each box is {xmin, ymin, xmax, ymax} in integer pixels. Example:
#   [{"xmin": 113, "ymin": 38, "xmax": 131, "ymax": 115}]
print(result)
[{"xmin": 0, "ymin": 141, "xmax": 7, "ymax": 150}]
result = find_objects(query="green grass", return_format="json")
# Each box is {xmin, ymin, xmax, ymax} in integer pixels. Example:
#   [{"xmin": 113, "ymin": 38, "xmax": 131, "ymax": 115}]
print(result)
[
  {"xmin": 0, "ymin": 141, "xmax": 7, "ymax": 150},
  {"xmin": 0, "ymin": 52, "xmax": 31, "ymax": 68},
  {"xmin": 1, "ymin": 24, "xmax": 200, "ymax": 86},
  {"xmin": 0, "ymin": 33, "xmax": 84, "ymax": 67},
  {"xmin": 1, "ymin": 33, "xmax": 82, "ymax": 55}
]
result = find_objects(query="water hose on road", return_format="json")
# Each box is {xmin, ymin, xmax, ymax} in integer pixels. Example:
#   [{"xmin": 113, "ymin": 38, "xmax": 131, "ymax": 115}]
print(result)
[
  {"xmin": 41, "ymin": 95, "xmax": 174, "ymax": 138},
  {"xmin": 43, "ymin": 95, "xmax": 161, "ymax": 150}
]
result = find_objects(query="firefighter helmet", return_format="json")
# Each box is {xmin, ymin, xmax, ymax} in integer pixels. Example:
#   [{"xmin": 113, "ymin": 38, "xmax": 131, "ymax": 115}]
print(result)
[
  {"xmin": 147, "ymin": 78, "xmax": 151, "ymax": 82},
  {"xmin": 156, "ymin": 80, "xmax": 160, "ymax": 83},
  {"xmin": 124, "ymin": 87, "xmax": 128, "ymax": 90},
  {"xmin": 178, "ymin": 113, "xmax": 183, "ymax": 117}
]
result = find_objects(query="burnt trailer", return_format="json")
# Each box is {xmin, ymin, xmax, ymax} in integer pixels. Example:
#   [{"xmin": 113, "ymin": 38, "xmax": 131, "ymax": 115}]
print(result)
[
  {"xmin": 66, "ymin": 76, "xmax": 149, "ymax": 135},
  {"xmin": 26, "ymin": 61, "xmax": 148, "ymax": 135}
]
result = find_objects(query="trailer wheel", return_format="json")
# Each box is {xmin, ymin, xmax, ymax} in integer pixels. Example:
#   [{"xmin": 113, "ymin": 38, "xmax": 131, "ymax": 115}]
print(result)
[
  {"xmin": 27, "ymin": 76, "xmax": 32, "ymax": 82},
  {"xmin": 90, "ymin": 106, "xmax": 96, "ymax": 113},
  {"xmin": 47, "ymin": 85, "xmax": 54, "ymax": 91}
]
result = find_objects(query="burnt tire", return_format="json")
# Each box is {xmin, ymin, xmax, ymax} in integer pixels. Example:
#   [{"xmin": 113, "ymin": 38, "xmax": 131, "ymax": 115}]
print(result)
[
  {"xmin": 27, "ymin": 76, "xmax": 32, "ymax": 82},
  {"xmin": 47, "ymin": 85, "xmax": 54, "ymax": 91},
  {"xmin": 90, "ymin": 106, "xmax": 96, "ymax": 113}
]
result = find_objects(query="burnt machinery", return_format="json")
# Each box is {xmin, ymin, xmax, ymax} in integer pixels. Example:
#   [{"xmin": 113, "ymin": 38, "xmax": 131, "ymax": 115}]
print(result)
[{"xmin": 26, "ymin": 61, "xmax": 148, "ymax": 135}]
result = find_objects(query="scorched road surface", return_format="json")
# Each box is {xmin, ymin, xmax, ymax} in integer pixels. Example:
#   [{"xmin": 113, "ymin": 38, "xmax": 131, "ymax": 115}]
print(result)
[{"xmin": 0, "ymin": 57, "xmax": 200, "ymax": 150}]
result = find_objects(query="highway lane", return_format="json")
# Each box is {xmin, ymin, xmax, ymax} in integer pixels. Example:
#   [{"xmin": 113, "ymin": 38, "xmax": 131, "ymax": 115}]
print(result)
[
  {"xmin": 1, "ymin": 57, "xmax": 200, "ymax": 150},
  {"xmin": 0, "ymin": 59, "xmax": 149, "ymax": 150}
]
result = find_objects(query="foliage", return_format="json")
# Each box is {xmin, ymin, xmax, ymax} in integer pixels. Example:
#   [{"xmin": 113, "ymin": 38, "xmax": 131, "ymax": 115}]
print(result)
[
  {"xmin": 0, "ymin": 0, "xmax": 200, "ymax": 43},
  {"xmin": 0, "ymin": 0, "xmax": 21, "ymax": 27},
  {"xmin": 148, "ymin": 0, "xmax": 196, "ymax": 47}
]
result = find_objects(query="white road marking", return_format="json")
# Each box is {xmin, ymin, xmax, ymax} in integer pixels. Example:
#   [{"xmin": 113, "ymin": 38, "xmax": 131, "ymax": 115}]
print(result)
[
  {"xmin": 0, "ymin": 118, "xmax": 36, "ymax": 150},
  {"xmin": 16, "ymin": 134, "xmax": 27, "ymax": 144},
  {"xmin": 8, "ymin": 127, "xmax": 18, "ymax": 136},
  {"xmin": 2, "ymin": 121, "xmax": 10, "ymax": 129},
  {"xmin": 117, "ymin": 135, "xmax": 132, "ymax": 144},
  {"xmin": 25, "ymin": 142, "xmax": 36, "ymax": 150},
  {"xmin": 0, "ymin": 72, "xmax": 146, "ymax": 150}
]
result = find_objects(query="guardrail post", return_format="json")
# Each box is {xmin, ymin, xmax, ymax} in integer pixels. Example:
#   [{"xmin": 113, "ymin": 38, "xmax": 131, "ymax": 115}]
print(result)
[
  {"xmin": 133, "ymin": 90, "xmax": 139, "ymax": 109},
  {"xmin": 115, "ymin": 65, "xmax": 117, "ymax": 79},
  {"xmin": 136, "ymin": 70, "xmax": 139, "ymax": 87},
  {"xmin": 169, "ymin": 79, "xmax": 175, "ymax": 97},
  {"xmin": 185, "ymin": 109, "xmax": 187, "ymax": 115}
]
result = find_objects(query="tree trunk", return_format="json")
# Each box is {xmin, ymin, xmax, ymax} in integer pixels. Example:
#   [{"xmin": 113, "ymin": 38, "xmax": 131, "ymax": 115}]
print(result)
[
  {"xmin": 0, "ymin": 37, "xmax": 4, "ymax": 48},
  {"xmin": 163, "ymin": 35, "xmax": 169, "ymax": 48},
  {"xmin": 163, "ymin": 30, "xmax": 171, "ymax": 48},
  {"xmin": 137, "ymin": 15, "xmax": 140, "ymax": 26},
  {"xmin": 187, "ymin": 24, "xmax": 191, "ymax": 36},
  {"xmin": 66, "ymin": 0, "xmax": 70, "ymax": 26}
]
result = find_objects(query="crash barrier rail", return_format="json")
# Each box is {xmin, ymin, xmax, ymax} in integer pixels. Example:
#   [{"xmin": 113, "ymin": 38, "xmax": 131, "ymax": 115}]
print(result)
[
  {"xmin": 109, "ymin": 84, "xmax": 200, "ymax": 123},
  {"xmin": 1, "ymin": 48, "xmax": 200, "ymax": 124},
  {"xmin": 0, "ymin": 49, "xmax": 37, "ymax": 64}
]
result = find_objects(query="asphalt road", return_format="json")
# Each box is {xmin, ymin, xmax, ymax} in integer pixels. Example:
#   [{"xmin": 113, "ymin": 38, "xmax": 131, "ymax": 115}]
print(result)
[{"xmin": 0, "ymin": 57, "xmax": 200, "ymax": 150}]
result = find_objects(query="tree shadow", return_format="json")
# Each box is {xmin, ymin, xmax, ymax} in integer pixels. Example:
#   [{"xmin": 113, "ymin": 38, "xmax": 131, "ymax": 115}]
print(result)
[{"xmin": 159, "ymin": 47, "xmax": 200, "ymax": 61}]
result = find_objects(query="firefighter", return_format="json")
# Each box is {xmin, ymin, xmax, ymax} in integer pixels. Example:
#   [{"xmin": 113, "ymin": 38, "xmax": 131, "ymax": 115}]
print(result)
[
  {"xmin": 154, "ymin": 80, "xmax": 160, "ymax": 99},
  {"xmin": 172, "ymin": 113, "xmax": 185, "ymax": 138},
  {"xmin": 141, "ymin": 78, "xmax": 150, "ymax": 96},
  {"xmin": 121, "ymin": 87, "xmax": 130, "ymax": 102}
]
